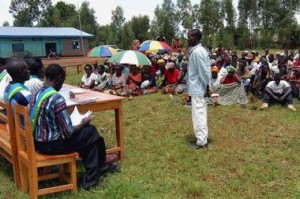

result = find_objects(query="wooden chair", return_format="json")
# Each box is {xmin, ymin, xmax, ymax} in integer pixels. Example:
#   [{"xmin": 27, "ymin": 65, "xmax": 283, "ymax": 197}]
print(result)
[
  {"xmin": 13, "ymin": 104, "xmax": 77, "ymax": 198},
  {"xmin": 0, "ymin": 100, "xmax": 21, "ymax": 189}
]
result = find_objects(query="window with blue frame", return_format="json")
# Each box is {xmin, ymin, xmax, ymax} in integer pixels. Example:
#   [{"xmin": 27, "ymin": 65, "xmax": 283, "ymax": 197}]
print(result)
[{"xmin": 12, "ymin": 43, "xmax": 24, "ymax": 52}]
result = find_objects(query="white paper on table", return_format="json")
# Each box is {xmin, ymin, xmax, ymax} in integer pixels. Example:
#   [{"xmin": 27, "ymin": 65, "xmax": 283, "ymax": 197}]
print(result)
[
  {"xmin": 70, "ymin": 97, "xmax": 98, "ymax": 105},
  {"xmin": 71, "ymin": 88, "xmax": 87, "ymax": 94},
  {"xmin": 65, "ymin": 100, "xmax": 78, "ymax": 107},
  {"xmin": 69, "ymin": 106, "xmax": 92, "ymax": 126},
  {"xmin": 59, "ymin": 87, "xmax": 71, "ymax": 101}
]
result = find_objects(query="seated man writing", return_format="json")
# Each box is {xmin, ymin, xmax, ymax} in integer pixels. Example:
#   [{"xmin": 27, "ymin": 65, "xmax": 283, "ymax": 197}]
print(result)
[
  {"xmin": 29, "ymin": 64, "xmax": 117, "ymax": 190},
  {"xmin": 261, "ymin": 73, "xmax": 296, "ymax": 111}
]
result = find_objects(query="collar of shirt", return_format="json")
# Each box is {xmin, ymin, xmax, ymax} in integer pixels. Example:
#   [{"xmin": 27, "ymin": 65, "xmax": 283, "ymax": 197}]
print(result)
[{"xmin": 189, "ymin": 43, "xmax": 202, "ymax": 55}]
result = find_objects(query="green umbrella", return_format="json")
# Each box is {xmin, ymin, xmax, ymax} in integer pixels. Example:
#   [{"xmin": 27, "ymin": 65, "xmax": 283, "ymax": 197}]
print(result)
[{"xmin": 108, "ymin": 50, "xmax": 151, "ymax": 66}]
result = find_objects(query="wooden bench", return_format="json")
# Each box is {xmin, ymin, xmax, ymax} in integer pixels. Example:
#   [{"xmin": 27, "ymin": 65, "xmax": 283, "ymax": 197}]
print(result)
[
  {"xmin": 62, "ymin": 64, "xmax": 83, "ymax": 75},
  {"xmin": 0, "ymin": 100, "xmax": 21, "ymax": 190}
]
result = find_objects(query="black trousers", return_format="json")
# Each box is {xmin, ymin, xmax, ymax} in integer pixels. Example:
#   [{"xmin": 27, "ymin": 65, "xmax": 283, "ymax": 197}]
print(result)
[
  {"xmin": 35, "ymin": 125, "xmax": 106, "ymax": 188},
  {"xmin": 263, "ymin": 90, "xmax": 293, "ymax": 105}
]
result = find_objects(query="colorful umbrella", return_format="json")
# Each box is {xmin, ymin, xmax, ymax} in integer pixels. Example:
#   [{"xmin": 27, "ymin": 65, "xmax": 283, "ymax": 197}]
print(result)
[
  {"xmin": 138, "ymin": 40, "xmax": 172, "ymax": 53},
  {"xmin": 108, "ymin": 50, "xmax": 151, "ymax": 66},
  {"xmin": 87, "ymin": 45, "xmax": 117, "ymax": 57}
]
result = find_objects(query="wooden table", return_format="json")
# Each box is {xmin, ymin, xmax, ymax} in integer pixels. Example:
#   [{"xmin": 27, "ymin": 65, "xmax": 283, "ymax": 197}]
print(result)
[{"xmin": 63, "ymin": 85, "xmax": 125, "ymax": 160}]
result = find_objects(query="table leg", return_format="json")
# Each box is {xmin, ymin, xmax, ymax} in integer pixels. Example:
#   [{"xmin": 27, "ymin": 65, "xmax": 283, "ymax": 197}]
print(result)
[{"xmin": 115, "ymin": 107, "xmax": 124, "ymax": 160}]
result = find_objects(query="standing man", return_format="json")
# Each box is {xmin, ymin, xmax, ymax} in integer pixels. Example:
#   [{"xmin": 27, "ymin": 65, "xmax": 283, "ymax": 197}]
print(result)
[{"xmin": 187, "ymin": 29, "xmax": 211, "ymax": 149}]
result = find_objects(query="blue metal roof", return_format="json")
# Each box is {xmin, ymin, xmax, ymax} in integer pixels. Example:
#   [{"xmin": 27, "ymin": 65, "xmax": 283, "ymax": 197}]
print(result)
[{"xmin": 0, "ymin": 27, "xmax": 93, "ymax": 38}]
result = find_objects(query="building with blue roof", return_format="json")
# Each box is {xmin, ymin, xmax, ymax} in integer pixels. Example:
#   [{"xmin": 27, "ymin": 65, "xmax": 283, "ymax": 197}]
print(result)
[{"xmin": 0, "ymin": 27, "xmax": 93, "ymax": 58}]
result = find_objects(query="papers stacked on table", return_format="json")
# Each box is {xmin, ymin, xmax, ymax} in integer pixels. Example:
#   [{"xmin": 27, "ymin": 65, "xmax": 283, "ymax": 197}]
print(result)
[{"xmin": 70, "ymin": 106, "xmax": 92, "ymax": 126}]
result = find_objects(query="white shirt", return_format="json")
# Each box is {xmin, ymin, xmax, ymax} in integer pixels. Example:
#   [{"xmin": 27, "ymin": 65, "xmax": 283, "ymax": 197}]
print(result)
[
  {"xmin": 218, "ymin": 67, "xmax": 228, "ymax": 78},
  {"xmin": 187, "ymin": 44, "xmax": 211, "ymax": 97},
  {"xmin": 24, "ymin": 77, "xmax": 43, "ymax": 95},
  {"xmin": 210, "ymin": 76, "xmax": 222, "ymax": 91},
  {"xmin": 81, "ymin": 73, "xmax": 97, "ymax": 86},
  {"xmin": 266, "ymin": 80, "xmax": 290, "ymax": 94},
  {"xmin": 0, "ymin": 73, "xmax": 12, "ymax": 101}
]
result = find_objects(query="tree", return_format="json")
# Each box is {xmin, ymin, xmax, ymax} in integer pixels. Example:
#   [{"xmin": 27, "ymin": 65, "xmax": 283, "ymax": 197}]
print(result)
[
  {"xmin": 110, "ymin": 6, "xmax": 126, "ymax": 45},
  {"xmin": 77, "ymin": 2, "xmax": 98, "ymax": 39},
  {"xmin": 120, "ymin": 22, "xmax": 135, "ymax": 49},
  {"xmin": 96, "ymin": 25, "xmax": 113, "ymax": 45},
  {"xmin": 129, "ymin": 15, "xmax": 150, "ymax": 42},
  {"xmin": 176, "ymin": 0, "xmax": 193, "ymax": 36},
  {"xmin": 237, "ymin": 0, "xmax": 257, "ymax": 49},
  {"xmin": 257, "ymin": 0, "xmax": 300, "ymax": 48},
  {"xmin": 9, "ymin": 0, "xmax": 52, "ymax": 26},
  {"xmin": 39, "ymin": 1, "xmax": 77, "ymax": 27},
  {"xmin": 221, "ymin": 0, "xmax": 237, "ymax": 48},
  {"xmin": 151, "ymin": 0, "xmax": 178, "ymax": 44},
  {"xmin": 111, "ymin": 6, "xmax": 125, "ymax": 31},
  {"xmin": 198, "ymin": 0, "xmax": 223, "ymax": 47}
]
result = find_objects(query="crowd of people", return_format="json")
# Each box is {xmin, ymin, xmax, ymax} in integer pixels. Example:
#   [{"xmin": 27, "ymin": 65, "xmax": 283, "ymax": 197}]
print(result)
[
  {"xmin": 78, "ymin": 42, "xmax": 300, "ymax": 112},
  {"xmin": 1, "ymin": 28, "xmax": 300, "ymax": 190}
]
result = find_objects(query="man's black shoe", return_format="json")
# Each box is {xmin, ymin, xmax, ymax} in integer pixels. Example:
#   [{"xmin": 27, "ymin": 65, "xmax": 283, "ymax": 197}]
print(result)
[
  {"xmin": 191, "ymin": 143, "xmax": 208, "ymax": 149},
  {"xmin": 82, "ymin": 175, "xmax": 104, "ymax": 191}
]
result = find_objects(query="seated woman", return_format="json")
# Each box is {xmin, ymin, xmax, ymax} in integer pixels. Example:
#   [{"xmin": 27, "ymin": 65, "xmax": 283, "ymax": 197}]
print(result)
[
  {"xmin": 109, "ymin": 65, "xmax": 126, "ymax": 95},
  {"xmin": 220, "ymin": 66, "xmax": 241, "ymax": 84},
  {"xmin": 126, "ymin": 65, "xmax": 142, "ymax": 96},
  {"xmin": 93, "ymin": 65, "xmax": 111, "ymax": 92},
  {"xmin": 209, "ymin": 66, "xmax": 222, "ymax": 106},
  {"xmin": 175, "ymin": 61, "xmax": 188, "ymax": 94},
  {"xmin": 211, "ymin": 65, "xmax": 248, "ymax": 105},
  {"xmin": 141, "ymin": 65, "xmax": 158, "ymax": 94},
  {"xmin": 160, "ymin": 62, "xmax": 180, "ymax": 94},
  {"xmin": 79, "ymin": 64, "xmax": 97, "ymax": 89},
  {"xmin": 156, "ymin": 59, "xmax": 166, "ymax": 84}
]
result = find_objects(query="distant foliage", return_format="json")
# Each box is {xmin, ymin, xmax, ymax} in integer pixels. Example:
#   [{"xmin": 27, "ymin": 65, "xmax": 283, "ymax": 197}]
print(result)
[{"xmin": 8, "ymin": 0, "xmax": 300, "ymax": 49}]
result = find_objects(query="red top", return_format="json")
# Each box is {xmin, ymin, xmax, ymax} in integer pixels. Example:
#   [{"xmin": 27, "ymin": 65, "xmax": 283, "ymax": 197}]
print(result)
[
  {"xmin": 128, "ymin": 73, "xmax": 142, "ymax": 89},
  {"xmin": 222, "ymin": 75, "xmax": 239, "ymax": 84},
  {"xmin": 164, "ymin": 69, "xmax": 180, "ymax": 84},
  {"xmin": 150, "ymin": 65, "xmax": 156, "ymax": 76}
]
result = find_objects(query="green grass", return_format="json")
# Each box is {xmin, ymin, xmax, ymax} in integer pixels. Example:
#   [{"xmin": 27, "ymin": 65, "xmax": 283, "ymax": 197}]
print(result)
[{"xmin": 1, "ymin": 68, "xmax": 300, "ymax": 198}]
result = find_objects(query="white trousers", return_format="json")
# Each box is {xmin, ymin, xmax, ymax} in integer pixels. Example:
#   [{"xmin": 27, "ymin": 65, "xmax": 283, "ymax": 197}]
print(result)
[{"xmin": 191, "ymin": 96, "xmax": 208, "ymax": 146}]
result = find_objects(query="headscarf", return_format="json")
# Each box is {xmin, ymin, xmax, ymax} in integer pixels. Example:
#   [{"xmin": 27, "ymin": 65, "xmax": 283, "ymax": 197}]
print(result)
[
  {"xmin": 211, "ymin": 66, "xmax": 219, "ymax": 73},
  {"xmin": 157, "ymin": 59, "xmax": 165, "ymax": 64},
  {"xmin": 226, "ymin": 65, "xmax": 236, "ymax": 73}
]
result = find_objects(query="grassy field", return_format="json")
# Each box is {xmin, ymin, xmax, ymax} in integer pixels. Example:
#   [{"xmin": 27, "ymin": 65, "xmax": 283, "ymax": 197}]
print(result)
[{"xmin": 1, "ymin": 65, "xmax": 300, "ymax": 198}]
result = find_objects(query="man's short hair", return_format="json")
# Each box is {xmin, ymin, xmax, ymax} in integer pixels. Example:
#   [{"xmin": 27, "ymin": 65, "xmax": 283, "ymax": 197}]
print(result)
[
  {"xmin": 45, "ymin": 64, "xmax": 65, "ymax": 81},
  {"xmin": 190, "ymin": 29, "xmax": 202, "ymax": 41},
  {"xmin": 5, "ymin": 58, "xmax": 27, "ymax": 80},
  {"xmin": 274, "ymin": 73, "xmax": 281, "ymax": 80},
  {"xmin": 25, "ymin": 58, "xmax": 43, "ymax": 76}
]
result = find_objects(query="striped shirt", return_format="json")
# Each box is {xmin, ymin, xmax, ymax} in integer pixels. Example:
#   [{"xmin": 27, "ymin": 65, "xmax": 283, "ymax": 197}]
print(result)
[
  {"xmin": 4, "ymin": 83, "xmax": 32, "ymax": 113},
  {"xmin": 29, "ymin": 86, "xmax": 75, "ymax": 142}
]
